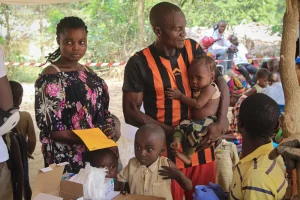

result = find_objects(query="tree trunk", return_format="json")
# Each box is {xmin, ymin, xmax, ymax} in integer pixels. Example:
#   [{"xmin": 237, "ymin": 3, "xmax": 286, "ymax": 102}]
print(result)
[
  {"xmin": 39, "ymin": 5, "xmax": 45, "ymax": 61},
  {"xmin": 138, "ymin": 0, "xmax": 145, "ymax": 47},
  {"xmin": 280, "ymin": 0, "xmax": 300, "ymax": 195}
]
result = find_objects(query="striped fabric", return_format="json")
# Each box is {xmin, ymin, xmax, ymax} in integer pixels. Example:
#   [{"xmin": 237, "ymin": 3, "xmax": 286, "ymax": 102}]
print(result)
[
  {"xmin": 132, "ymin": 39, "xmax": 215, "ymax": 168},
  {"xmin": 230, "ymin": 141, "xmax": 287, "ymax": 200}
]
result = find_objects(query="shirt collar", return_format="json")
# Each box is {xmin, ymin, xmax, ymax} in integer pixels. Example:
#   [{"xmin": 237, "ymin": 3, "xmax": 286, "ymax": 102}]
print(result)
[
  {"xmin": 240, "ymin": 141, "xmax": 273, "ymax": 164},
  {"xmin": 149, "ymin": 43, "xmax": 183, "ymax": 59},
  {"xmin": 140, "ymin": 157, "xmax": 160, "ymax": 172}
]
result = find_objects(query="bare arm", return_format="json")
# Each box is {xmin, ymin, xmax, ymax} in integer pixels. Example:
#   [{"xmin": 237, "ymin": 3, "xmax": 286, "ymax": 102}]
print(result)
[
  {"xmin": 159, "ymin": 160, "xmax": 193, "ymax": 191},
  {"xmin": 166, "ymin": 86, "xmax": 216, "ymax": 110},
  {"xmin": 245, "ymin": 87, "xmax": 256, "ymax": 97},
  {"xmin": 123, "ymin": 91, "xmax": 173, "ymax": 135},
  {"xmin": 51, "ymin": 130, "xmax": 83, "ymax": 144},
  {"xmin": 215, "ymin": 76, "xmax": 230, "ymax": 124},
  {"xmin": 26, "ymin": 113, "xmax": 36, "ymax": 156}
]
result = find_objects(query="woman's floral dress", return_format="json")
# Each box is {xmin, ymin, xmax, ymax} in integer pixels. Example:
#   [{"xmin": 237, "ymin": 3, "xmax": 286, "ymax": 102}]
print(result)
[{"xmin": 35, "ymin": 69, "xmax": 114, "ymax": 173}]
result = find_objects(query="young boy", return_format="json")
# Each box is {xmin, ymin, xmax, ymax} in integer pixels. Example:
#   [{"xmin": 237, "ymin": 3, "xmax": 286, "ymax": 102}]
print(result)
[
  {"xmin": 87, "ymin": 148, "xmax": 118, "ymax": 178},
  {"xmin": 116, "ymin": 124, "xmax": 192, "ymax": 200},
  {"xmin": 166, "ymin": 55, "xmax": 220, "ymax": 164},
  {"xmin": 214, "ymin": 138, "xmax": 239, "ymax": 194},
  {"xmin": 9, "ymin": 81, "xmax": 36, "ymax": 159},
  {"xmin": 194, "ymin": 93, "xmax": 287, "ymax": 200}
]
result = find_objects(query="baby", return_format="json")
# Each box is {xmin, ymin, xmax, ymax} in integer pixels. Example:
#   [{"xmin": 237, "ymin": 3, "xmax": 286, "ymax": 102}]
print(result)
[
  {"xmin": 116, "ymin": 124, "xmax": 192, "ymax": 199},
  {"xmin": 166, "ymin": 55, "xmax": 220, "ymax": 165}
]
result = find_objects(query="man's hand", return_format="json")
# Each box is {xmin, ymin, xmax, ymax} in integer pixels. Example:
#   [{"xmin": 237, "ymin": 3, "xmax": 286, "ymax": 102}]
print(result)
[
  {"xmin": 103, "ymin": 128, "xmax": 116, "ymax": 141},
  {"xmin": 196, "ymin": 119, "xmax": 229, "ymax": 152},
  {"xmin": 166, "ymin": 88, "xmax": 182, "ymax": 100},
  {"xmin": 269, "ymin": 135, "xmax": 300, "ymax": 170}
]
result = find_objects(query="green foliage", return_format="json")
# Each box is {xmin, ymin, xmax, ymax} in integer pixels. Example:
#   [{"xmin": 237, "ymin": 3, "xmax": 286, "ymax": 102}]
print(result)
[{"xmin": 0, "ymin": 0, "xmax": 286, "ymax": 82}]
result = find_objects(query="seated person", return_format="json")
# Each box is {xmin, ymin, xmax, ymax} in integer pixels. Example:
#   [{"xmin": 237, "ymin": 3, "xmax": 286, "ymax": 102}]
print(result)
[
  {"xmin": 116, "ymin": 124, "xmax": 192, "ymax": 200},
  {"xmin": 194, "ymin": 94, "xmax": 287, "ymax": 200},
  {"xmin": 86, "ymin": 148, "xmax": 118, "ymax": 178},
  {"xmin": 210, "ymin": 20, "xmax": 237, "ymax": 72},
  {"xmin": 230, "ymin": 36, "xmax": 258, "ymax": 87},
  {"xmin": 166, "ymin": 55, "xmax": 220, "ymax": 165},
  {"xmin": 9, "ymin": 81, "xmax": 36, "ymax": 159},
  {"xmin": 267, "ymin": 58, "xmax": 279, "ymax": 73},
  {"xmin": 268, "ymin": 72, "xmax": 280, "ymax": 85},
  {"xmin": 245, "ymin": 68, "xmax": 270, "ymax": 96}
]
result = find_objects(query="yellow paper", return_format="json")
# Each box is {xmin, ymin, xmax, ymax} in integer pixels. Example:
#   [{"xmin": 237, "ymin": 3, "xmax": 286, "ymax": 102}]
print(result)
[{"xmin": 73, "ymin": 128, "xmax": 117, "ymax": 151}]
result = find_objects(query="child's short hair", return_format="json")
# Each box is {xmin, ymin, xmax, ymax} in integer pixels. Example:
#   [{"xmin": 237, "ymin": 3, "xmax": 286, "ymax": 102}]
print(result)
[
  {"xmin": 239, "ymin": 93, "xmax": 279, "ymax": 139},
  {"xmin": 192, "ymin": 55, "xmax": 216, "ymax": 74},
  {"xmin": 268, "ymin": 72, "xmax": 280, "ymax": 83},
  {"xmin": 87, "ymin": 148, "xmax": 118, "ymax": 168},
  {"xmin": 256, "ymin": 68, "xmax": 270, "ymax": 80},
  {"xmin": 9, "ymin": 80, "xmax": 23, "ymax": 107}
]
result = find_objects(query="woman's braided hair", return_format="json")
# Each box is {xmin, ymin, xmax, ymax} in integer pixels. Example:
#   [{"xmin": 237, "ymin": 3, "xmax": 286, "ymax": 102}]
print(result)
[{"xmin": 44, "ymin": 16, "xmax": 88, "ymax": 64}]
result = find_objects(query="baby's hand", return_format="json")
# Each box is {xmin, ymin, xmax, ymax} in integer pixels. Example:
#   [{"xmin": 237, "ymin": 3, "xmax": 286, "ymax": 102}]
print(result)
[
  {"xmin": 166, "ymin": 88, "xmax": 182, "ymax": 100},
  {"xmin": 170, "ymin": 137, "xmax": 181, "ymax": 150}
]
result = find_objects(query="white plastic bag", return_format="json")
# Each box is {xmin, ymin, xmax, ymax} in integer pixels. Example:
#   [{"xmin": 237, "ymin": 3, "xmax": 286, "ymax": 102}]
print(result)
[{"xmin": 70, "ymin": 163, "xmax": 108, "ymax": 200}]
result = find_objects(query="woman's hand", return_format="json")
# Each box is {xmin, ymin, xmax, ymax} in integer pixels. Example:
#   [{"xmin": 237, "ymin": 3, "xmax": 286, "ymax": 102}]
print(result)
[
  {"xmin": 103, "ymin": 127, "xmax": 116, "ymax": 141},
  {"xmin": 166, "ymin": 88, "xmax": 182, "ymax": 100}
]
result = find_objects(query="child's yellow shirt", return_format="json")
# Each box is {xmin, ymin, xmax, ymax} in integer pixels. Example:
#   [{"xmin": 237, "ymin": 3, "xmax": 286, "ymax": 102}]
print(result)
[{"xmin": 230, "ymin": 141, "xmax": 287, "ymax": 200}]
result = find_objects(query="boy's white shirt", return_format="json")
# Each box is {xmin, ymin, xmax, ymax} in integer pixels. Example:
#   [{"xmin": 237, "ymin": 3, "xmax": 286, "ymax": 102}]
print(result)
[{"xmin": 233, "ymin": 44, "xmax": 249, "ymax": 65}]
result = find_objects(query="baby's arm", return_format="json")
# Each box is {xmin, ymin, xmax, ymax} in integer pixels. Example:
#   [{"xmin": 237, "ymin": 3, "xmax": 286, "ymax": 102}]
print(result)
[
  {"xmin": 115, "ymin": 161, "xmax": 130, "ymax": 193},
  {"xmin": 166, "ymin": 85, "xmax": 217, "ymax": 109},
  {"xmin": 159, "ymin": 159, "xmax": 193, "ymax": 191},
  {"xmin": 114, "ymin": 180, "xmax": 130, "ymax": 194}
]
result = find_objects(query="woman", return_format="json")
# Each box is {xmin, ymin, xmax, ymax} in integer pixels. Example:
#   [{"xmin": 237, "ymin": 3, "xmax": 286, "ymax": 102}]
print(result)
[{"xmin": 35, "ymin": 17, "xmax": 115, "ymax": 173}]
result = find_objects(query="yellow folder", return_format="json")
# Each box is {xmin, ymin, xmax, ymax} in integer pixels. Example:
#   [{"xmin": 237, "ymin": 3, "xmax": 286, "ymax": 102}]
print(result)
[{"xmin": 73, "ymin": 128, "xmax": 117, "ymax": 151}]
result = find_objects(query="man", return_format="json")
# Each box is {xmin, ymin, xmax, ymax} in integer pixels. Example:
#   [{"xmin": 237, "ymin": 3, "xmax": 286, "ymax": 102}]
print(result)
[
  {"xmin": 230, "ymin": 36, "xmax": 258, "ymax": 87},
  {"xmin": 122, "ymin": 2, "xmax": 229, "ymax": 200},
  {"xmin": 210, "ymin": 20, "xmax": 236, "ymax": 73}
]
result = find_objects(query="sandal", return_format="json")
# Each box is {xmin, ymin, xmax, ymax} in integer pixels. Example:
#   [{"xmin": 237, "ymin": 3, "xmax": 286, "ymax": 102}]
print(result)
[{"xmin": 0, "ymin": 107, "xmax": 20, "ymax": 135}]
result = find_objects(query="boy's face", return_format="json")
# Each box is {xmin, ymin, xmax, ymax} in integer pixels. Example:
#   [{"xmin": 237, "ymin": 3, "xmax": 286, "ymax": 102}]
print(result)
[
  {"xmin": 188, "ymin": 63, "xmax": 213, "ymax": 92},
  {"xmin": 257, "ymin": 76, "xmax": 269, "ymax": 88},
  {"xmin": 91, "ymin": 153, "xmax": 118, "ymax": 178},
  {"xmin": 134, "ymin": 132, "xmax": 164, "ymax": 167}
]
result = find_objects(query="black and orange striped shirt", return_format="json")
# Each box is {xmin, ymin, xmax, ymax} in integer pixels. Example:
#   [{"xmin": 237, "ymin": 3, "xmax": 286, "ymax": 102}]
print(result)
[{"xmin": 123, "ymin": 39, "xmax": 221, "ymax": 168}]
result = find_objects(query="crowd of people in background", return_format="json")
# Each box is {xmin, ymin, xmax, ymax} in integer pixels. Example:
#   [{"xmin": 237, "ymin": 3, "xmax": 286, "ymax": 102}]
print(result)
[{"xmin": 0, "ymin": 1, "xmax": 299, "ymax": 200}]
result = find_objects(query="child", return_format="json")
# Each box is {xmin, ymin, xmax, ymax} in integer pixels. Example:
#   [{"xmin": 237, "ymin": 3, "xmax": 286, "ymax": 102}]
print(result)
[
  {"xmin": 9, "ymin": 81, "xmax": 36, "ymax": 159},
  {"xmin": 268, "ymin": 72, "xmax": 280, "ymax": 85},
  {"xmin": 87, "ymin": 148, "xmax": 118, "ymax": 178},
  {"xmin": 267, "ymin": 58, "xmax": 279, "ymax": 73},
  {"xmin": 116, "ymin": 124, "xmax": 192, "ymax": 199},
  {"xmin": 194, "ymin": 94, "xmax": 287, "ymax": 199},
  {"xmin": 214, "ymin": 138, "xmax": 239, "ymax": 193},
  {"xmin": 245, "ymin": 68, "xmax": 270, "ymax": 96},
  {"xmin": 111, "ymin": 114, "xmax": 121, "ymax": 141},
  {"xmin": 166, "ymin": 55, "xmax": 220, "ymax": 165}
]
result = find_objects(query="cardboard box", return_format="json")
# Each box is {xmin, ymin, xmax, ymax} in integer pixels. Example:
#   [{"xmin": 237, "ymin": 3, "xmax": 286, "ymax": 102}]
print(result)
[
  {"xmin": 113, "ymin": 194, "xmax": 166, "ymax": 200},
  {"xmin": 32, "ymin": 163, "xmax": 83, "ymax": 200}
]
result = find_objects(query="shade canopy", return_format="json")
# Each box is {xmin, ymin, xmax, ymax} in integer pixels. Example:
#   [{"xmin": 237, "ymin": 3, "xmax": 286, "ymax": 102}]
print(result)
[{"xmin": 0, "ymin": 0, "xmax": 86, "ymax": 5}]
